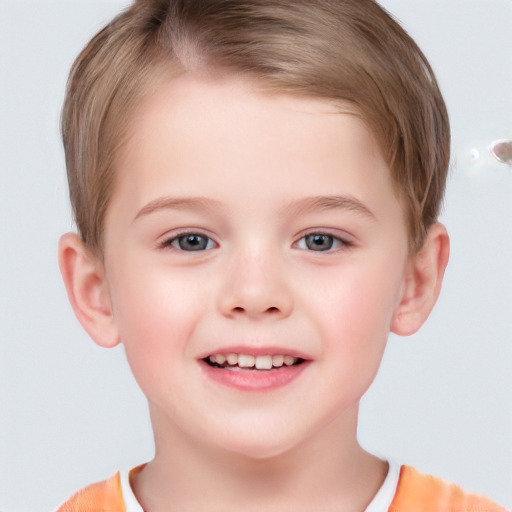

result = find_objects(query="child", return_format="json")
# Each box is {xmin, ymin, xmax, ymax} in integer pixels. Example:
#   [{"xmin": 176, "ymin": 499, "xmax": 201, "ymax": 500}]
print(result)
[{"xmin": 56, "ymin": 0, "xmax": 507, "ymax": 510}]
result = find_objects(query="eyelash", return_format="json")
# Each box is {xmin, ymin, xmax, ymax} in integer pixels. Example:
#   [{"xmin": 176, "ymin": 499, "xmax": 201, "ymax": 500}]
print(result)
[
  {"xmin": 159, "ymin": 231, "xmax": 217, "ymax": 252},
  {"xmin": 159, "ymin": 230, "xmax": 351, "ymax": 253},
  {"xmin": 294, "ymin": 232, "xmax": 351, "ymax": 252}
]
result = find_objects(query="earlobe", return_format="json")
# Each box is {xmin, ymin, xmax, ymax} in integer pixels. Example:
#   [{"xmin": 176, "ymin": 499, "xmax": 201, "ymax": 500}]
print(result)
[
  {"xmin": 391, "ymin": 223, "xmax": 450, "ymax": 336},
  {"xmin": 58, "ymin": 232, "xmax": 120, "ymax": 348}
]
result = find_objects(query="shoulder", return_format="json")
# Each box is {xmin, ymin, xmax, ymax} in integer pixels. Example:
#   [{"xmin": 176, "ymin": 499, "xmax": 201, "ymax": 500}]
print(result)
[
  {"xmin": 389, "ymin": 465, "xmax": 508, "ymax": 512},
  {"xmin": 55, "ymin": 472, "xmax": 125, "ymax": 512}
]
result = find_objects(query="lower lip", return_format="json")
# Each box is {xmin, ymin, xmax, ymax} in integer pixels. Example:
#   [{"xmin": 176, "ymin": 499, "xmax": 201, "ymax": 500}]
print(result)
[{"xmin": 199, "ymin": 360, "xmax": 310, "ymax": 391}]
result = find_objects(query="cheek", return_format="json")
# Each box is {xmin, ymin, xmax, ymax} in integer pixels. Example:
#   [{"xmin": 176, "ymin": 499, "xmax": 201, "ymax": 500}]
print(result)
[
  {"xmin": 308, "ymin": 256, "xmax": 405, "ymax": 360},
  {"xmin": 107, "ymin": 262, "xmax": 206, "ymax": 378},
  {"xmin": 316, "ymin": 260, "xmax": 402, "ymax": 324},
  {"xmin": 111, "ymin": 258, "xmax": 201, "ymax": 328},
  {"xmin": 312, "ymin": 278, "xmax": 396, "ymax": 406}
]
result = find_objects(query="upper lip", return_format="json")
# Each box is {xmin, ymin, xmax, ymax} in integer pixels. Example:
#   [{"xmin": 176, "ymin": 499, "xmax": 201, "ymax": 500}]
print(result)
[{"xmin": 197, "ymin": 345, "xmax": 312, "ymax": 360}]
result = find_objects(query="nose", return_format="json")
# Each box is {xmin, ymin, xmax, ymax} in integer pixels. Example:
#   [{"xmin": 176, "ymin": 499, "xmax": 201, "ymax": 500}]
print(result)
[{"xmin": 218, "ymin": 247, "xmax": 293, "ymax": 320}]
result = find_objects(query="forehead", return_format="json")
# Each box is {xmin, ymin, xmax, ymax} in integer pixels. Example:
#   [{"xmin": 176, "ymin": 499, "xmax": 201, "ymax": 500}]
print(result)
[
  {"xmin": 121, "ymin": 74, "xmax": 384, "ymax": 175},
  {"xmin": 110, "ymin": 74, "xmax": 399, "ymax": 225}
]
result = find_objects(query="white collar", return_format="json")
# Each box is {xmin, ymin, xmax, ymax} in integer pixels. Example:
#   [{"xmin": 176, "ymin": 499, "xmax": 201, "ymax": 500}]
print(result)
[
  {"xmin": 364, "ymin": 460, "xmax": 401, "ymax": 512},
  {"xmin": 119, "ymin": 468, "xmax": 144, "ymax": 512},
  {"xmin": 119, "ymin": 460, "xmax": 401, "ymax": 512}
]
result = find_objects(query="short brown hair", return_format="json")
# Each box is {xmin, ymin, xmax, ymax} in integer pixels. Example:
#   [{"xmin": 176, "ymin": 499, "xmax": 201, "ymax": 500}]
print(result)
[{"xmin": 62, "ymin": 0, "xmax": 450, "ymax": 255}]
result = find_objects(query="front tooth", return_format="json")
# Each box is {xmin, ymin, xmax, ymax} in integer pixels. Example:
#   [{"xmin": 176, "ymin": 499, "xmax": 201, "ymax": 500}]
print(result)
[
  {"xmin": 255, "ymin": 355, "xmax": 272, "ymax": 370},
  {"xmin": 238, "ymin": 355, "xmax": 255, "ymax": 368},
  {"xmin": 283, "ymin": 356, "xmax": 296, "ymax": 366},
  {"xmin": 215, "ymin": 354, "xmax": 226, "ymax": 365},
  {"xmin": 226, "ymin": 353, "xmax": 238, "ymax": 365},
  {"xmin": 272, "ymin": 355, "xmax": 284, "ymax": 367}
]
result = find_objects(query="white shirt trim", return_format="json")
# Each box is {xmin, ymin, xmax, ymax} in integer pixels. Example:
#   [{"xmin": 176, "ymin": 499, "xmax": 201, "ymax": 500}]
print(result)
[
  {"xmin": 119, "ymin": 461, "xmax": 401, "ymax": 512},
  {"xmin": 119, "ymin": 469, "xmax": 144, "ymax": 512},
  {"xmin": 364, "ymin": 460, "xmax": 401, "ymax": 512}
]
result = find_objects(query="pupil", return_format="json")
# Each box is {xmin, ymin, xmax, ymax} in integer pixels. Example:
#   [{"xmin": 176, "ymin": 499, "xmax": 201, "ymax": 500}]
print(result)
[
  {"xmin": 307, "ymin": 234, "xmax": 332, "ymax": 251},
  {"xmin": 179, "ymin": 235, "xmax": 207, "ymax": 251}
]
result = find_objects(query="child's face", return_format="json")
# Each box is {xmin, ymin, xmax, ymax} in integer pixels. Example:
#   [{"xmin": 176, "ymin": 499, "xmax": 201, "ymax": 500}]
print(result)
[{"xmin": 101, "ymin": 75, "xmax": 411, "ymax": 458}]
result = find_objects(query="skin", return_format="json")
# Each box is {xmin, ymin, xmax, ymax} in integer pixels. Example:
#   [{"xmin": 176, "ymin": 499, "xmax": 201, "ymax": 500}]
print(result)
[{"xmin": 59, "ymin": 74, "xmax": 449, "ymax": 511}]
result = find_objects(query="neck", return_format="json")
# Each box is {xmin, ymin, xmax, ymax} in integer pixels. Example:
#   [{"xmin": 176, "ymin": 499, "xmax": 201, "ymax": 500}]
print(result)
[{"xmin": 132, "ymin": 406, "xmax": 387, "ymax": 512}]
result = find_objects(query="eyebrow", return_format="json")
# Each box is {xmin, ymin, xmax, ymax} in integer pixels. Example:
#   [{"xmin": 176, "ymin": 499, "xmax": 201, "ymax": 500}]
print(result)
[
  {"xmin": 133, "ymin": 194, "xmax": 377, "ymax": 222},
  {"xmin": 281, "ymin": 195, "xmax": 377, "ymax": 221},
  {"xmin": 133, "ymin": 196, "xmax": 224, "ymax": 222}
]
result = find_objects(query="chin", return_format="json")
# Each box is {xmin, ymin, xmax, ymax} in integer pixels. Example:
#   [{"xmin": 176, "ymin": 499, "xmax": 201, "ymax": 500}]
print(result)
[
  {"xmin": 210, "ymin": 426, "xmax": 308, "ymax": 461},
  {"xmin": 224, "ymin": 442, "xmax": 295, "ymax": 461}
]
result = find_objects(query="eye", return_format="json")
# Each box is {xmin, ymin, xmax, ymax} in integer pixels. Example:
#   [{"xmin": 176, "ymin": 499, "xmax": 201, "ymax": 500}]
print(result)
[
  {"xmin": 165, "ymin": 233, "xmax": 216, "ymax": 251},
  {"xmin": 296, "ymin": 233, "xmax": 345, "ymax": 252}
]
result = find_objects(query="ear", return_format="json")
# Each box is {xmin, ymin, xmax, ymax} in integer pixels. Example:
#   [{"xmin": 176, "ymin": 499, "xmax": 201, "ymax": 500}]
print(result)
[
  {"xmin": 391, "ymin": 222, "xmax": 450, "ymax": 336},
  {"xmin": 58, "ymin": 232, "xmax": 120, "ymax": 348}
]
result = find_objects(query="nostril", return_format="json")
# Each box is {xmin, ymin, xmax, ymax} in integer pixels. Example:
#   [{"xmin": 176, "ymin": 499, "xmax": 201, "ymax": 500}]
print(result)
[{"xmin": 231, "ymin": 306, "xmax": 280, "ymax": 314}]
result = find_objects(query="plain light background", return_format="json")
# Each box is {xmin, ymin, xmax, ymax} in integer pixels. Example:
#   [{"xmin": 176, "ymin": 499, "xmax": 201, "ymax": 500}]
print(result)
[{"xmin": 1, "ymin": 1, "xmax": 511, "ymax": 510}]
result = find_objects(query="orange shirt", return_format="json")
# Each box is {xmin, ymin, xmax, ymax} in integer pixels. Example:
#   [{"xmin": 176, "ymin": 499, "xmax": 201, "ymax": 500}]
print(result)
[
  {"xmin": 56, "ymin": 465, "xmax": 508, "ymax": 512},
  {"xmin": 389, "ymin": 466, "xmax": 507, "ymax": 512}
]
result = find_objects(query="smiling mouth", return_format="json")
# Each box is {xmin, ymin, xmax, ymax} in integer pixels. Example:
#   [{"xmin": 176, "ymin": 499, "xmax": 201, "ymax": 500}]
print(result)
[{"xmin": 204, "ymin": 353, "xmax": 304, "ymax": 371}]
